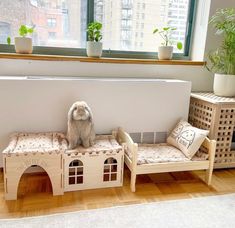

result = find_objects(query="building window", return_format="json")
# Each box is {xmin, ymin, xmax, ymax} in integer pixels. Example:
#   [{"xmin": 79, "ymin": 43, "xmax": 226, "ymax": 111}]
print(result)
[
  {"xmin": 69, "ymin": 160, "xmax": 83, "ymax": 185},
  {"xmin": 94, "ymin": 0, "xmax": 193, "ymax": 54},
  {"xmin": 0, "ymin": 22, "xmax": 10, "ymax": 43},
  {"xmin": 48, "ymin": 32, "xmax": 56, "ymax": 39},
  {"xmin": 142, "ymin": 3, "xmax": 146, "ymax": 10},
  {"xmin": 0, "ymin": 0, "xmax": 86, "ymax": 48},
  {"xmin": 47, "ymin": 18, "xmax": 56, "ymax": 28},
  {"xmin": 0, "ymin": 0, "xmax": 196, "ymax": 58},
  {"xmin": 103, "ymin": 158, "xmax": 117, "ymax": 182}
]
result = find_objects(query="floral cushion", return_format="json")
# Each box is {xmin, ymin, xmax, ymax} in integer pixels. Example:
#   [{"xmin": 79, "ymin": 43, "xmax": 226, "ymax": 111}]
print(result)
[
  {"xmin": 126, "ymin": 143, "xmax": 208, "ymax": 165},
  {"xmin": 65, "ymin": 135, "xmax": 122, "ymax": 154},
  {"xmin": 3, "ymin": 132, "xmax": 67, "ymax": 154}
]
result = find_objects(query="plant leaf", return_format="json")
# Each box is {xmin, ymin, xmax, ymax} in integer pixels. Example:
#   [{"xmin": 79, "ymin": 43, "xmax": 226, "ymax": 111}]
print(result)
[
  {"xmin": 19, "ymin": 25, "xmax": 27, "ymax": 37},
  {"xmin": 7, "ymin": 37, "xmax": 11, "ymax": 45},
  {"xmin": 87, "ymin": 21, "xmax": 102, "ymax": 42},
  {"xmin": 153, "ymin": 28, "xmax": 159, "ymax": 34},
  {"xmin": 177, "ymin": 42, "xmax": 183, "ymax": 50},
  {"xmin": 28, "ymin": 28, "xmax": 34, "ymax": 34}
]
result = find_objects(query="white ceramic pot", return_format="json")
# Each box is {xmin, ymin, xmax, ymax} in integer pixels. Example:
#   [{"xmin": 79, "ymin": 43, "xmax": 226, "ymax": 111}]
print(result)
[
  {"xmin": 86, "ymin": 41, "xmax": 102, "ymax": 58},
  {"xmin": 213, "ymin": 73, "xmax": 235, "ymax": 97},
  {"xmin": 14, "ymin": 37, "xmax": 33, "ymax": 54},
  {"xmin": 158, "ymin": 46, "xmax": 173, "ymax": 60}
]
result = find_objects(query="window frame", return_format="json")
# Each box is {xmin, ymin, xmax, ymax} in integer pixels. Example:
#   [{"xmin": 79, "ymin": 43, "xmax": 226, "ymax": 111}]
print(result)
[{"xmin": 0, "ymin": 0, "xmax": 196, "ymax": 60}]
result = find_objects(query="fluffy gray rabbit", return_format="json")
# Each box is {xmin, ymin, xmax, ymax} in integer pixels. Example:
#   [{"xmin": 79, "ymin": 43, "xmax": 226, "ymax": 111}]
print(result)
[{"xmin": 67, "ymin": 101, "xmax": 95, "ymax": 149}]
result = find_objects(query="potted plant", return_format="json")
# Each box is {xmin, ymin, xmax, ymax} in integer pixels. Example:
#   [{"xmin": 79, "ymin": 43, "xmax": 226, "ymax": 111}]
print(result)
[
  {"xmin": 7, "ymin": 25, "xmax": 34, "ymax": 54},
  {"xmin": 86, "ymin": 21, "xmax": 103, "ymax": 58},
  {"xmin": 207, "ymin": 8, "xmax": 235, "ymax": 97},
  {"xmin": 153, "ymin": 27, "xmax": 182, "ymax": 60}
]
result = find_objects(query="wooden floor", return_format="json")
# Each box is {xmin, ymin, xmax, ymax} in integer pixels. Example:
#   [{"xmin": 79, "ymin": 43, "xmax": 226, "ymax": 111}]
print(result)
[{"xmin": 1, "ymin": 167, "xmax": 235, "ymax": 219}]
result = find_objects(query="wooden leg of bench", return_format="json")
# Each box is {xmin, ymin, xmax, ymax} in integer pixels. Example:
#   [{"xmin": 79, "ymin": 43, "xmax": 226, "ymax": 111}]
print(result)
[
  {"xmin": 205, "ymin": 167, "xmax": 213, "ymax": 185},
  {"xmin": 130, "ymin": 172, "xmax": 136, "ymax": 192},
  {"xmin": 205, "ymin": 139, "xmax": 216, "ymax": 185}
]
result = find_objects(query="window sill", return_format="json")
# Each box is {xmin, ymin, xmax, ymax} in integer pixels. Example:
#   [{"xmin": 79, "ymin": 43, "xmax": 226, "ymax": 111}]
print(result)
[{"xmin": 0, "ymin": 53, "xmax": 205, "ymax": 66}]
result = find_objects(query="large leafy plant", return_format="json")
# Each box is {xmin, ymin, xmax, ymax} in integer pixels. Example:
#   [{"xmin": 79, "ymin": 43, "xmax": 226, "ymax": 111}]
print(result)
[
  {"xmin": 87, "ymin": 22, "xmax": 102, "ymax": 42},
  {"xmin": 208, "ymin": 8, "xmax": 235, "ymax": 75},
  {"xmin": 153, "ymin": 27, "xmax": 182, "ymax": 50}
]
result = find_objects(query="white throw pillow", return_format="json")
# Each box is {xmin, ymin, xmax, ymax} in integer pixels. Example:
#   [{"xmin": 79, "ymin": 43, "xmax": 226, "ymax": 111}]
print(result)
[{"xmin": 167, "ymin": 120, "xmax": 209, "ymax": 159}]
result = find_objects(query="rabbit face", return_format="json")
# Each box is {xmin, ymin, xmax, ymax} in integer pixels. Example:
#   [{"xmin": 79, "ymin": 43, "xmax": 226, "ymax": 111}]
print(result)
[{"xmin": 72, "ymin": 102, "xmax": 90, "ymax": 121}]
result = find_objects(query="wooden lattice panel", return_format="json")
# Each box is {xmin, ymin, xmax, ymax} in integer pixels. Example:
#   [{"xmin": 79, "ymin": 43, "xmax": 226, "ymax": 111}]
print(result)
[
  {"xmin": 215, "ymin": 108, "xmax": 235, "ymax": 164},
  {"xmin": 189, "ymin": 98, "xmax": 213, "ymax": 132},
  {"xmin": 189, "ymin": 93, "xmax": 235, "ymax": 168}
]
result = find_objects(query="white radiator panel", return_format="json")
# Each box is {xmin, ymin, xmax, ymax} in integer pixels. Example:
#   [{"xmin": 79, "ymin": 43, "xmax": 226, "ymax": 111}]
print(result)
[{"xmin": 0, "ymin": 77, "xmax": 191, "ymax": 167}]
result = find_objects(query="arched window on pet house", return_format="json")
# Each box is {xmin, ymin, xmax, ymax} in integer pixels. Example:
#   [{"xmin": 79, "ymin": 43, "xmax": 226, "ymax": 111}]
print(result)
[
  {"xmin": 103, "ymin": 157, "xmax": 117, "ymax": 182},
  {"xmin": 69, "ymin": 159, "xmax": 83, "ymax": 185}
]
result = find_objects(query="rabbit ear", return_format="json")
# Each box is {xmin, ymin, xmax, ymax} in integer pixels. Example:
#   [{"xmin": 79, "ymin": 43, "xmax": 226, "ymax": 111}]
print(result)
[
  {"xmin": 68, "ymin": 103, "xmax": 76, "ymax": 121},
  {"xmin": 85, "ymin": 105, "xmax": 93, "ymax": 122}
]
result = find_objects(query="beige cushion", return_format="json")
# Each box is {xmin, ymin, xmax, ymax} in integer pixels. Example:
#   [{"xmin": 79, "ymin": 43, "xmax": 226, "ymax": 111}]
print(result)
[
  {"xmin": 65, "ymin": 135, "xmax": 122, "ymax": 154},
  {"xmin": 125, "ymin": 143, "xmax": 188, "ymax": 165},
  {"xmin": 3, "ymin": 132, "xmax": 67, "ymax": 155},
  {"xmin": 125, "ymin": 143, "xmax": 209, "ymax": 165},
  {"xmin": 167, "ymin": 120, "xmax": 209, "ymax": 159}
]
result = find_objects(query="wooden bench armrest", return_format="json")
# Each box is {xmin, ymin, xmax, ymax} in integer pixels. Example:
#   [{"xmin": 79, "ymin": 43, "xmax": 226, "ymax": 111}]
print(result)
[
  {"xmin": 117, "ymin": 128, "xmax": 138, "ymax": 165},
  {"xmin": 202, "ymin": 137, "xmax": 216, "ymax": 163}
]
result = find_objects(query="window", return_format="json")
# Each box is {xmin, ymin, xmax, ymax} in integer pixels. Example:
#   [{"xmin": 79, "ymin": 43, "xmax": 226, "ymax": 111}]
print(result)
[
  {"xmin": 103, "ymin": 158, "xmax": 117, "ymax": 182},
  {"xmin": 0, "ymin": 0, "xmax": 196, "ymax": 58},
  {"xmin": 47, "ymin": 18, "xmax": 57, "ymax": 28},
  {"xmin": 48, "ymin": 32, "xmax": 56, "ymax": 39},
  {"xmin": 0, "ymin": 0, "xmax": 87, "ymax": 48},
  {"xmin": 95, "ymin": 0, "xmax": 194, "ymax": 55},
  {"xmin": 0, "ymin": 22, "xmax": 10, "ymax": 43},
  {"xmin": 69, "ymin": 160, "xmax": 83, "ymax": 185}
]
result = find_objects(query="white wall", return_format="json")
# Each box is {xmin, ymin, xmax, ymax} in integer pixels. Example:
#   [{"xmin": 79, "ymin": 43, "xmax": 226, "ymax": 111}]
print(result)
[{"xmin": 203, "ymin": 0, "xmax": 235, "ymax": 59}]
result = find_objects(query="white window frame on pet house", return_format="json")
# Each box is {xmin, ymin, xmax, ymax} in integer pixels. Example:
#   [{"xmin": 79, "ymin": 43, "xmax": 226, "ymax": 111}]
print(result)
[
  {"xmin": 68, "ymin": 159, "xmax": 84, "ymax": 185},
  {"xmin": 103, "ymin": 157, "xmax": 118, "ymax": 182}
]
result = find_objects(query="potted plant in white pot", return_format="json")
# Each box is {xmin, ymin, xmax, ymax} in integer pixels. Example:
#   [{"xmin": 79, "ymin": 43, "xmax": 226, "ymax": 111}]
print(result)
[
  {"xmin": 7, "ymin": 25, "xmax": 34, "ymax": 54},
  {"xmin": 86, "ymin": 21, "xmax": 103, "ymax": 58},
  {"xmin": 153, "ymin": 27, "xmax": 182, "ymax": 60},
  {"xmin": 207, "ymin": 8, "xmax": 235, "ymax": 97}
]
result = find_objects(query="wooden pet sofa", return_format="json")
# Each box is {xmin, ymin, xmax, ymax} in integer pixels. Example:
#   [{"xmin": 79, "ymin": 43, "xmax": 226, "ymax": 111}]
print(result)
[{"xmin": 117, "ymin": 128, "xmax": 216, "ymax": 192}]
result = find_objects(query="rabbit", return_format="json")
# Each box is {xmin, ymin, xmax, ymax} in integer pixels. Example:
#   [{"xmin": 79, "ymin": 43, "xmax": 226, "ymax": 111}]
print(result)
[{"xmin": 67, "ymin": 101, "xmax": 95, "ymax": 149}]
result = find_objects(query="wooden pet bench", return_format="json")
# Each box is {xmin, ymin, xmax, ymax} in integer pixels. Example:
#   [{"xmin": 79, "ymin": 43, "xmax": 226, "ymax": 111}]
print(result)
[{"xmin": 117, "ymin": 128, "xmax": 216, "ymax": 192}]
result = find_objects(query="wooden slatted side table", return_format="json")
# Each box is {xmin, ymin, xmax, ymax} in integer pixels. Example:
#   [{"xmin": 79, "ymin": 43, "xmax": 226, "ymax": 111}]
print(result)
[{"xmin": 189, "ymin": 92, "xmax": 235, "ymax": 168}]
